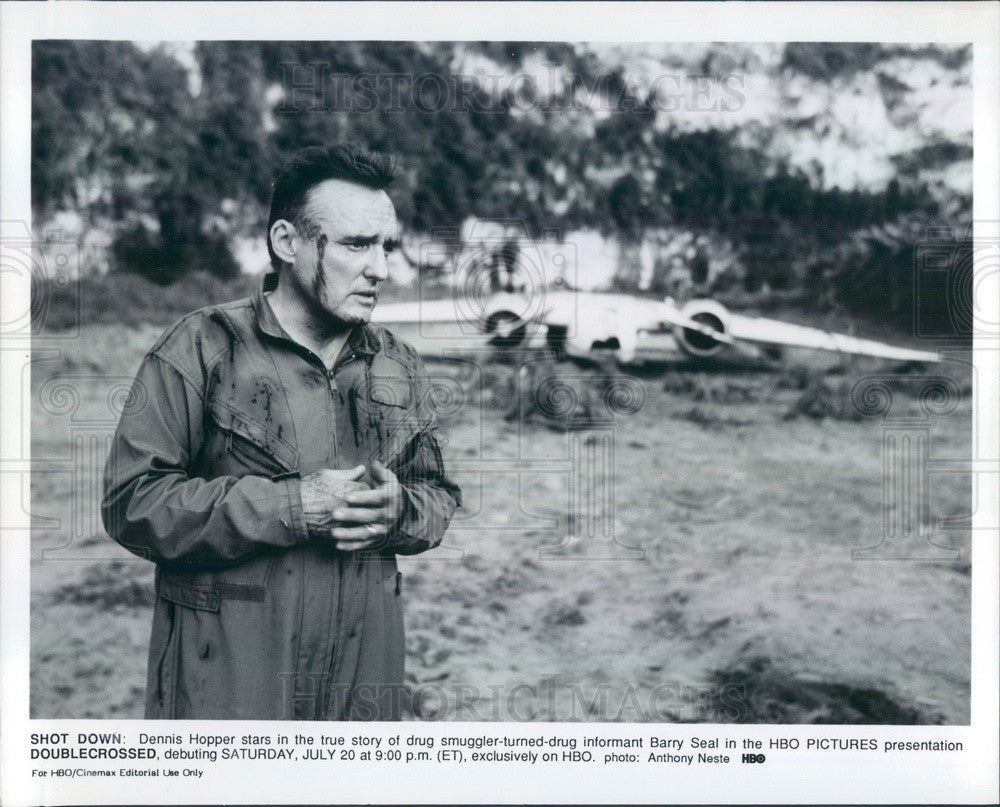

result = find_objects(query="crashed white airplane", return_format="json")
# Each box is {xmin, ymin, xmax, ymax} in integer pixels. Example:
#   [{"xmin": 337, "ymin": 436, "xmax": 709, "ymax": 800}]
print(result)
[{"xmin": 373, "ymin": 288, "xmax": 942, "ymax": 366}]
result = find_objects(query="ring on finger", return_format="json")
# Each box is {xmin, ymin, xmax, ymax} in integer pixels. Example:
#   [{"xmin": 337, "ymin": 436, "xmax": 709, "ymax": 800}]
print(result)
[{"xmin": 365, "ymin": 524, "xmax": 379, "ymax": 535}]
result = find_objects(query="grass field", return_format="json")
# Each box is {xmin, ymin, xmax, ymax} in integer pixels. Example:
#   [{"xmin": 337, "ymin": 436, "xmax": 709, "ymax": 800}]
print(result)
[{"xmin": 29, "ymin": 320, "xmax": 972, "ymax": 722}]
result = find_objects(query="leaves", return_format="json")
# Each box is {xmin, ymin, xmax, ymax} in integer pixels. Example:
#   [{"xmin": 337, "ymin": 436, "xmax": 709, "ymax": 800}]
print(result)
[{"xmin": 32, "ymin": 42, "xmax": 971, "ymax": 330}]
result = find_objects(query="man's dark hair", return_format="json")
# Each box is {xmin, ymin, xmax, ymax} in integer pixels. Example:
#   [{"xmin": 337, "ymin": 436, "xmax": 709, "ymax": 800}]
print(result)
[{"xmin": 267, "ymin": 144, "xmax": 398, "ymax": 270}]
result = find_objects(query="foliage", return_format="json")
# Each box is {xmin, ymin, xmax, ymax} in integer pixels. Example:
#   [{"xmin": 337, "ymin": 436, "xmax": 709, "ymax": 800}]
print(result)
[
  {"xmin": 31, "ymin": 41, "xmax": 972, "ymax": 331},
  {"xmin": 111, "ymin": 219, "xmax": 241, "ymax": 284},
  {"xmin": 33, "ymin": 271, "xmax": 258, "ymax": 331},
  {"xmin": 32, "ymin": 41, "xmax": 259, "ymax": 280}
]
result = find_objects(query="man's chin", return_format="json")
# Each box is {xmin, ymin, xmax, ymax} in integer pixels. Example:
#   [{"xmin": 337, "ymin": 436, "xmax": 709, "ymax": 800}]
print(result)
[{"xmin": 330, "ymin": 307, "xmax": 373, "ymax": 327}]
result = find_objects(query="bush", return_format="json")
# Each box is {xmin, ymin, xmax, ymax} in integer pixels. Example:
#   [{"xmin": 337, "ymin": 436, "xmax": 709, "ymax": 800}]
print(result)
[
  {"xmin": 32, "ymin": 272, "xmax": 258, "ymax": 332},
  {"xmin": 111, "ymin": 225, "xmax": 241, "ymax": 285}
]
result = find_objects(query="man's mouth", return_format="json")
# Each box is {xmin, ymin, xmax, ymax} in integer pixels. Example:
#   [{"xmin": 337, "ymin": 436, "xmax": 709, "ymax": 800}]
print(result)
[{"xmin": 353, "ymin": 290, "xmax": 378, "ymax": 304}]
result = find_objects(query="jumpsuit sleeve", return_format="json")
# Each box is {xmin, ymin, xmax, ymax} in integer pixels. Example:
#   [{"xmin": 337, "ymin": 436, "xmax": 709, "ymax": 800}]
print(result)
[
  {"xmin": 101, "ymin": 351, "xmax": 309, "ymax": 568},
  {"xmin": 388, "ymin": 354, "xmax": 462, "ymax": 556}
]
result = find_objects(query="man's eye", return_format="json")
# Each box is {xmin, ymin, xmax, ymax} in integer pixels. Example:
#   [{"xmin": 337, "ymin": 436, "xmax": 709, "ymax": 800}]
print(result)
[
  {"xmin": 344, "ymin": 242, "xmax": 369, "ymax": 252},
  {"xmin": 383, "ymin": 240, "xmax": 399, "ymax": 255}
]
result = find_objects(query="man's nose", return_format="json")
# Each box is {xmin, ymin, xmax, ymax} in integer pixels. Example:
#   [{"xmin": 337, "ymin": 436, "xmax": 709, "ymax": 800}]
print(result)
[{"xmin": 364, "ymin": 246, "xmax": 390, "ymax": 281}]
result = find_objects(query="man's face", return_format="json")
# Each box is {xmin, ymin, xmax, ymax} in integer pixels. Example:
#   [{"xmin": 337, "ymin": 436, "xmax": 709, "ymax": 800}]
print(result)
[{"xmin": 286, "ymin": 178, "xmax": 398, "ymax": 327}]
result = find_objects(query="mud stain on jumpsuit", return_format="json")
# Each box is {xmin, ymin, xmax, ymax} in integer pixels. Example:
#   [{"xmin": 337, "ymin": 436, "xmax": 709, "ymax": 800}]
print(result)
[
  {"xmin": 364, "ymin": 364, "xmax": 386, "ymax": 460},
  {"xmin": 298, "ymin": 367, "xmax": 325, "ymax": 389},
  {"xmin": 347, "ymin": 387, "xmax": 361, "ymax": 447}
]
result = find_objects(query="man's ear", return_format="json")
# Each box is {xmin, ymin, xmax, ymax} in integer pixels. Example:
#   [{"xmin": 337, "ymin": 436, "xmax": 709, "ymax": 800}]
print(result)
[{"xmin": 269, "ymin": 219, "xmax": 298, "ymax": 266}]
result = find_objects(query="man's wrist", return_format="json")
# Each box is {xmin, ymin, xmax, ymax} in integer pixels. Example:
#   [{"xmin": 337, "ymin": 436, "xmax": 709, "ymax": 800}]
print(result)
[
  {"xmin": 388, "ymin": 485, "xmax": 418, "ymax": 541},
  {"xmin": 301, "ymin": 495, "xmax": 350, "ymax": 541},
  {"xmin": 274, "ymin": 475, "xmax": 311, "ymax": 544}
]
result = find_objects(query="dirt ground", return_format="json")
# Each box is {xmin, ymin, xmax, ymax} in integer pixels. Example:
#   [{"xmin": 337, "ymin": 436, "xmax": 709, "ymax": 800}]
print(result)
[{"xmin": 29, "ymin": 323, "xmax": 972, "ymax": 723}]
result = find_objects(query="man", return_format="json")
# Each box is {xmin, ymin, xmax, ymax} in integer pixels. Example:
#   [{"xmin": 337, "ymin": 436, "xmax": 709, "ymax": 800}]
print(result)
[{"xmin": 102, "ymin": 145, "xmax": 461, "ymax": 720}]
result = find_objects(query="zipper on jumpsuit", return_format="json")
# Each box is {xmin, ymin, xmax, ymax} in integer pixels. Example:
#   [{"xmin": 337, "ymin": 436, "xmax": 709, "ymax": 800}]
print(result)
[
  {"xmin": 321, "ymin": 353, "xmax": 360, "ymax": 718},
  {"xmin": 288, "ymin": 343, "xmax": 347, "ymax": 719},
  {"xmin": 256, "ymin": 328, "xmax": 367, "ymax": 718},
  {"xmin": 319, "ymin": 362, "xmax": 342, "ymax": 718}
]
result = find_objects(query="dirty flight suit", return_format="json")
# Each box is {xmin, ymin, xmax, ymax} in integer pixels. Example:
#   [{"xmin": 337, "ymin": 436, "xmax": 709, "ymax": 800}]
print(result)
[{"xmin": 101, "ymin": 274, "xmax": 461, "ymax": 720}]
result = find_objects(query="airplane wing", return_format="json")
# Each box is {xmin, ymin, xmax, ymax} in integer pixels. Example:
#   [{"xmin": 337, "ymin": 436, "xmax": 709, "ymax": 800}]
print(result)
[
  {"xmin": 726, "ymin": 314, "xmax": 942, "ymax": 363},
  {"xmin": 372, "ymin": 299, "xmax": 461, "ymax": 324},
  {"xmin": 377, "ymin": 293, "xmax": 942, "ymax": 365},
  {"xmin": 658, "ymin": 300, "xmax": 942, "ymax": 363},
  {"xmin": 373, "ymin": 294, "xmax": 542, "ymax": 353}
]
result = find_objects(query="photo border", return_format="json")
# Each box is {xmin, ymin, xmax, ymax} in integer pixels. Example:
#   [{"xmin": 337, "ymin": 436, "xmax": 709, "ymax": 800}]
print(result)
[{"xmin": 2, "ymin": 2, "xmax": 997, "ymax": 804}]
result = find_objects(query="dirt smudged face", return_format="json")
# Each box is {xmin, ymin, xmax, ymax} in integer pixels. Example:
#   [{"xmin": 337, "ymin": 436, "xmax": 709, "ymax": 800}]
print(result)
[
  {"xmin": 288, "ymin": 178, "xmax": 398, "ymax": 330},
  {"xmin": 311, "ymin": 232, "xmax": 329, "ymax": 301}
]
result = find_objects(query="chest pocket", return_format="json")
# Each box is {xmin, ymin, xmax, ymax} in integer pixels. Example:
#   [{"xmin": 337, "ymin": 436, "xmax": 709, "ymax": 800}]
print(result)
[
  {"xmin": 369, "ymin": 376, "xmax": 411, "ymax": 408},
  {"xmin": 207, "ymin": 400, "xmax": 299, "ymax": 477},
  {"xmin": 366, "ymin": 354, "xmax": 422, "ymax": 468}
]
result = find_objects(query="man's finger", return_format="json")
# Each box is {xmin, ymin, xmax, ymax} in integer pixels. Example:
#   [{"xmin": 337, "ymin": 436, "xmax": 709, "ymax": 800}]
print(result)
[
  {"xmin": 333, "ymin": 464, "xmax": 367, "ymax": 480},
  {"xmin": 332, "ymin": 506, "xmax": 386, "ymax": 524},
  {"xmin": 343, "ymin": 486, "xmax": 398, "ymax": 505},
  {"xmin": 370, "ymin": 460, "xmax": 398, "ymax": 485},
  {"xmin": 332, "ymin": 536, "xmax": 385, "ymax": 552},
  {"xmin": 330, "ymin": 524, "xmax": 388, "ymax": 541}
]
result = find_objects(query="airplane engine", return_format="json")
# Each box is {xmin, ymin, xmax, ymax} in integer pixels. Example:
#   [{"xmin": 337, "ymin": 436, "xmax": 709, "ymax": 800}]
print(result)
[
  {"xmin": 484, "ymin": 310, "xmax": 528, "ymax": 348},
  {"xmin": 673, "ymin": 299, "xmax": 731, "ymax": 359}
]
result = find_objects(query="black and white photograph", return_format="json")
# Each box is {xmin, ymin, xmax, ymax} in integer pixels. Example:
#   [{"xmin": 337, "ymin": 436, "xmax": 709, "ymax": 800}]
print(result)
[
  {"xmin": 2, "ymin": 2, "xmax": 998, "ymax": 805},
  {"xmin": 26, "ymin": 34, "xmax": 977, "ymax": 722}
]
